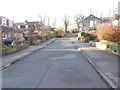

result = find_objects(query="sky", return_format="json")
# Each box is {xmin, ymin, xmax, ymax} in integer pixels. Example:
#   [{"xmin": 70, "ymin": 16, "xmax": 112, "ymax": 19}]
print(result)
[{"xmin": 0, "ymin": 0, "xmax": 119, "ymax": 28}]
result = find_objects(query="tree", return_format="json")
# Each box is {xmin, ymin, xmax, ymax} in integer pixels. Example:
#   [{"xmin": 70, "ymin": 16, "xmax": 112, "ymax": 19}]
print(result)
[
  {"xmin": 63, "ymin": 15, "xmax": 69, "ymax": 34},
  {"xmin": 74, "ymin": 14, "xmax": 85, "ymax": 31},
  {"xmin": 97, "ymin": 25, "xmax": 120, "ymax": 43},
  {"xmin": 41, "ymin": 25, "xmax": 51, "ymax": 35},
  {"xmin": 47, "ymin": 16, "xmax": 50, "ymax": 26},
  {"xmin": 52, "ymin": 18, "xmax": 56, "ymax": 28},
  {"xmin": 38, "ymin": 14, "xmax": 46, "ymax": 24}
]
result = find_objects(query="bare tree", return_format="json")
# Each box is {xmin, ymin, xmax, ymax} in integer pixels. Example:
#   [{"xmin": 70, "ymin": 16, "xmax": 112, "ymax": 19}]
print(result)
[
  {"xmin": 38, "ymin": 14, "xmax": 46, "ymax": 24},
  {"xmin": 52, "ymin": 18, "xmax": 56, "ymax": 28},
  {"xmin": 41, "ymin": 25, "xmax": 51, "ymax": 35},
  {"xmin": 74, "ymin": 13, "xmax": 84, "ymax": 30},
  {"xmin": 63, "ymin": 15, "xmax": 69, "ymax": 33},
  {"xmin": 47, "ymin": 16, "xmax": 50, "ymax": 26}
]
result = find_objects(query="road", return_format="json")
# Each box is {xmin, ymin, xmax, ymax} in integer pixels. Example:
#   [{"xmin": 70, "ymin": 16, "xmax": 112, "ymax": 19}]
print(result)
[{"xmin": 2, "ymin": 37, "xmax": 108, "ymax": 88}]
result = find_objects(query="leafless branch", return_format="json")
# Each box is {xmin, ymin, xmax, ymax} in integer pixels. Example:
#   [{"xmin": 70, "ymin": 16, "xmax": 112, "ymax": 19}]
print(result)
[
  {"xmin": 74, "ymin": 13, "xmax": 84, "ymax": 29},
  {"xmin": 63, "ymin": 15, "xmax": 69, "ymax": 33}
]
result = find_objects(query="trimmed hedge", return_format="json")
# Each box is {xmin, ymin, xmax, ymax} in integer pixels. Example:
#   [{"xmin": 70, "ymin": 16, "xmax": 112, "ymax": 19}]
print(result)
[{"xmin": 106, "ymin": 44, "xmax": 120, "ymax": 54}]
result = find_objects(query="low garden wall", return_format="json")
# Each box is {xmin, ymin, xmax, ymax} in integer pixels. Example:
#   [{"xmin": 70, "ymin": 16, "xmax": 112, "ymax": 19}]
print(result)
[
  {"xmin": 96, "ymin": 42, "xmax": 107, "ymax": 50},
  {"xmin": 95, "ymin": 42, "xmax": 120, "ymax": 56},
  {"xmin": 1, "ymin": 33, "xmax": 56, "ymax": 56},
  {"xmin": 2, "ymin": 45, "xmax": 28, "ymax": 56}
]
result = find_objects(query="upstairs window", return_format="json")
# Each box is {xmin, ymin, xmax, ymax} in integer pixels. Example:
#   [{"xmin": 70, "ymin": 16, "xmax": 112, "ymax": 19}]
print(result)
[{"xmin": 20, "ymin": 25, "xmax": 25, "ymax": 28}]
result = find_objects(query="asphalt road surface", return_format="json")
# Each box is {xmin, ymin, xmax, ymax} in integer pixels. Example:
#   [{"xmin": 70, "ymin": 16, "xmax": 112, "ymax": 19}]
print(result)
[{"xmin": 2, "ymin": 38, "xmax": 108, "ymax": 88}]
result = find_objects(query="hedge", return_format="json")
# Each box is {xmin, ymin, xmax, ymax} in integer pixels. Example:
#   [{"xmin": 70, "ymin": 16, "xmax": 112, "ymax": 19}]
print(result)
[
  {"xmin": 2, "ymin": 45, "xmax": 28, "ymax": 56},
  {"xmin": 78, "ymin": 32, "xmax": 97, "ymax": 42},
  {"xmin": 106, "ymin": 43, "xmax": 120, "ymax": 55}
]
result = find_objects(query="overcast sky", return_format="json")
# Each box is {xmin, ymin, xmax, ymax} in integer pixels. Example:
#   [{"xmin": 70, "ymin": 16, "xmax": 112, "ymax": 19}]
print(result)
[{"xmin": 0, "ymin": 0, "xmax": 119, "ymax": 28}]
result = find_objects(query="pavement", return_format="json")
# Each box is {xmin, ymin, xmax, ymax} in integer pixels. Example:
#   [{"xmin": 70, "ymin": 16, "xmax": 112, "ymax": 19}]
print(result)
[
  {"xmin": 70, "ymin": 37, "xmax": 119, "ymax": 89},
  {"xmin": 1, "ymin": 38, "xmax": 56, "ymax": 70}
]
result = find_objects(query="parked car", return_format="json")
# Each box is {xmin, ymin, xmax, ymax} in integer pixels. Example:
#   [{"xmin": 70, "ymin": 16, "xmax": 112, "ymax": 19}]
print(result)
[
  {"xmin": 57, "ymin": 34, "xmax": 64, "ymax": 38},
  {"xmin": 2, "ymin": 37, "xmax": 14, "ymax": 45}
]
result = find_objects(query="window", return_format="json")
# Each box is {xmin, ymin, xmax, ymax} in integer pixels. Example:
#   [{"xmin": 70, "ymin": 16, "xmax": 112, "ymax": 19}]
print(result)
[
  {"xmin": 20, "ymin": 25, "xmax": 25, "ymax": 28},
  {"xmin": 25, "ymin": 25, "xmax": 28, "ymax": 28},
  {"xmin": 90, "ymin": 21, "xmax": 94, "ymax": 27},
  {"xmin": 94, "ymin": 21, "xmax": 96, "ymax": 24},
  {"xmin": 18, "ymin": 25, "xmax": 20, "ymax": 28}
]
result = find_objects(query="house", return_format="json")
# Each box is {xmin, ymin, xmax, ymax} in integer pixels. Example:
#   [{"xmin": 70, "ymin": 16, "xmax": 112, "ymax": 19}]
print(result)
[
  {"xmin": 83, "ymin": 14, "xmax": 102, "ymax": 32},
  {"xmin": 81, "ymin": 14, "xmax": 118, "ymax": 32},
  {"xmin": 101, "ymin": 17, "xmax": 115, "ymax": 26},
  {"xmin": 0, "ymin": 16, "xmax": 13, "ymax": 27},
  {"xmin": 14, "ymin": 20, "xmax": 44, "ymax": 35},
  {"xmin": 0, "ymin": 16, "xmax": 14, "ymax": 40}
]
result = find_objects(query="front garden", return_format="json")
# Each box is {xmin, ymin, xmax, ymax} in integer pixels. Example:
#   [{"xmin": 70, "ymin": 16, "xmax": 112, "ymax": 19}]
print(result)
[
  {"xmin": 1, "ymin": 32, "xmax": 56, "ymax": 56},
  {"xmin": 77, "ymin": 25, "xmax": 120, "ymax": 56}
]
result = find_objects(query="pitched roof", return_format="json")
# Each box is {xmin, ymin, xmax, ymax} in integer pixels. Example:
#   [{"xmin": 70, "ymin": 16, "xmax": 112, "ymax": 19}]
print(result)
[
  {"xmin": 115, "ymin": 15, "xmax": 120, "ymax": 20},
  {"xmin": 84, "ymin": 14, "xmax": 101, "ymax": 21},
  {"xmin": 101, "ymin": 17, "xmax": 115, "ymax": 23},
  {"xmin": 14, "ymin": 21, "xmax": 44, "ymax": 26}
]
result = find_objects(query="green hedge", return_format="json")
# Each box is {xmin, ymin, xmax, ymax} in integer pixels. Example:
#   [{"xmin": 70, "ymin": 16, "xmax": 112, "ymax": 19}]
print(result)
[
  {"xmin": 50, "ymin": 34, "xmax": 56, "ymax": 38},
  {"xmin": 78, "ymin": 32, "xmax": 96, "ymax": 42},
  {"xmin": 106, "ymin": 43, "xmax": 120, "ymax": 54},
  {"xmin": 2, "ymin": 45, "xmax": 28, "ymax": 56}
]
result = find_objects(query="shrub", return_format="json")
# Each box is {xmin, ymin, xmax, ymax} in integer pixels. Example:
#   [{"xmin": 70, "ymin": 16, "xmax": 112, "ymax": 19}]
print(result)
[
  {"xmin": 106, "ymin": 43, "xmax": 120, "ymax": 54},
  {"xmin": 50, "ymin": 34, "xmax": 55, "ymax": 38},
  {"xmin": 34, "ymin": 40, "xmax": 41, "ymax": 45},
  {"xmin": 78, "ymin": 31, "xmax": 97, "ymax": 42},
  {"xmin": 1, "ymin": 45, "xmax": 9, "ymax": 49},
  {"xmin": 97, "ymin": 25, "xmax": 120, "ymax": 43}
]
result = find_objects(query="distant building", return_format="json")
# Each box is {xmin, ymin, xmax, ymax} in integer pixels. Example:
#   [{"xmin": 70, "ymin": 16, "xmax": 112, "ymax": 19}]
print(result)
[
  {"xmin": 14, "ymin": 20, "xmax": 44, "ymax": 34},
  {"xmin": 0, "ymin": 16, "xmax": 13, "ymax": 27},
  {"xmin": 0, "ymin": 16, "xmax": 14, "ymax": 40}
]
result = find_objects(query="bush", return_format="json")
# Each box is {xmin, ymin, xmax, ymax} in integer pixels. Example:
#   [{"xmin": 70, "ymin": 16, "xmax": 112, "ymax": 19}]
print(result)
[
  {"xmin": 50, "ymin": 34, "xmax": 55, "ymax": 38},
  {"xmin": 0, "ymin": 45, "xmax": 9, "ymax": 49},
  {"xmin": 25, "ymin": 40, "xmax": 31, "ymax": 45},
  {"xmin": 97, "ymin": 25, "xmax": 120, "ymax": 43},
  {"xmin": 106, "ymin": 43, "xmax": 120, "ymax": 54},
  {"xmin": 24, "ymin": 35, "xmax": 36, "ymax": 45},
  {"xmin": 34, "ymin": 40, "xmax": 41, "ymax": 45},
  {"xmin": 78, "ymin": 32, "xmax": 97, "ymax": 42}
]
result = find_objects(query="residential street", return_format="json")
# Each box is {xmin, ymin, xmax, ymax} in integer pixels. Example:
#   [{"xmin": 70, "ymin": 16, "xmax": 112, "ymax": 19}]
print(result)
[{"xmin": 2, "ymin": 37, "xmax": 108, "ymax": 88}]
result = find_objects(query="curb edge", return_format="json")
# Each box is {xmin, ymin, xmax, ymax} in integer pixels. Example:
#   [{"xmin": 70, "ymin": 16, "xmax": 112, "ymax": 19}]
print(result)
[{"xmin": 77, "ymin": 47, "xmax": 118, "ymax": 89}]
